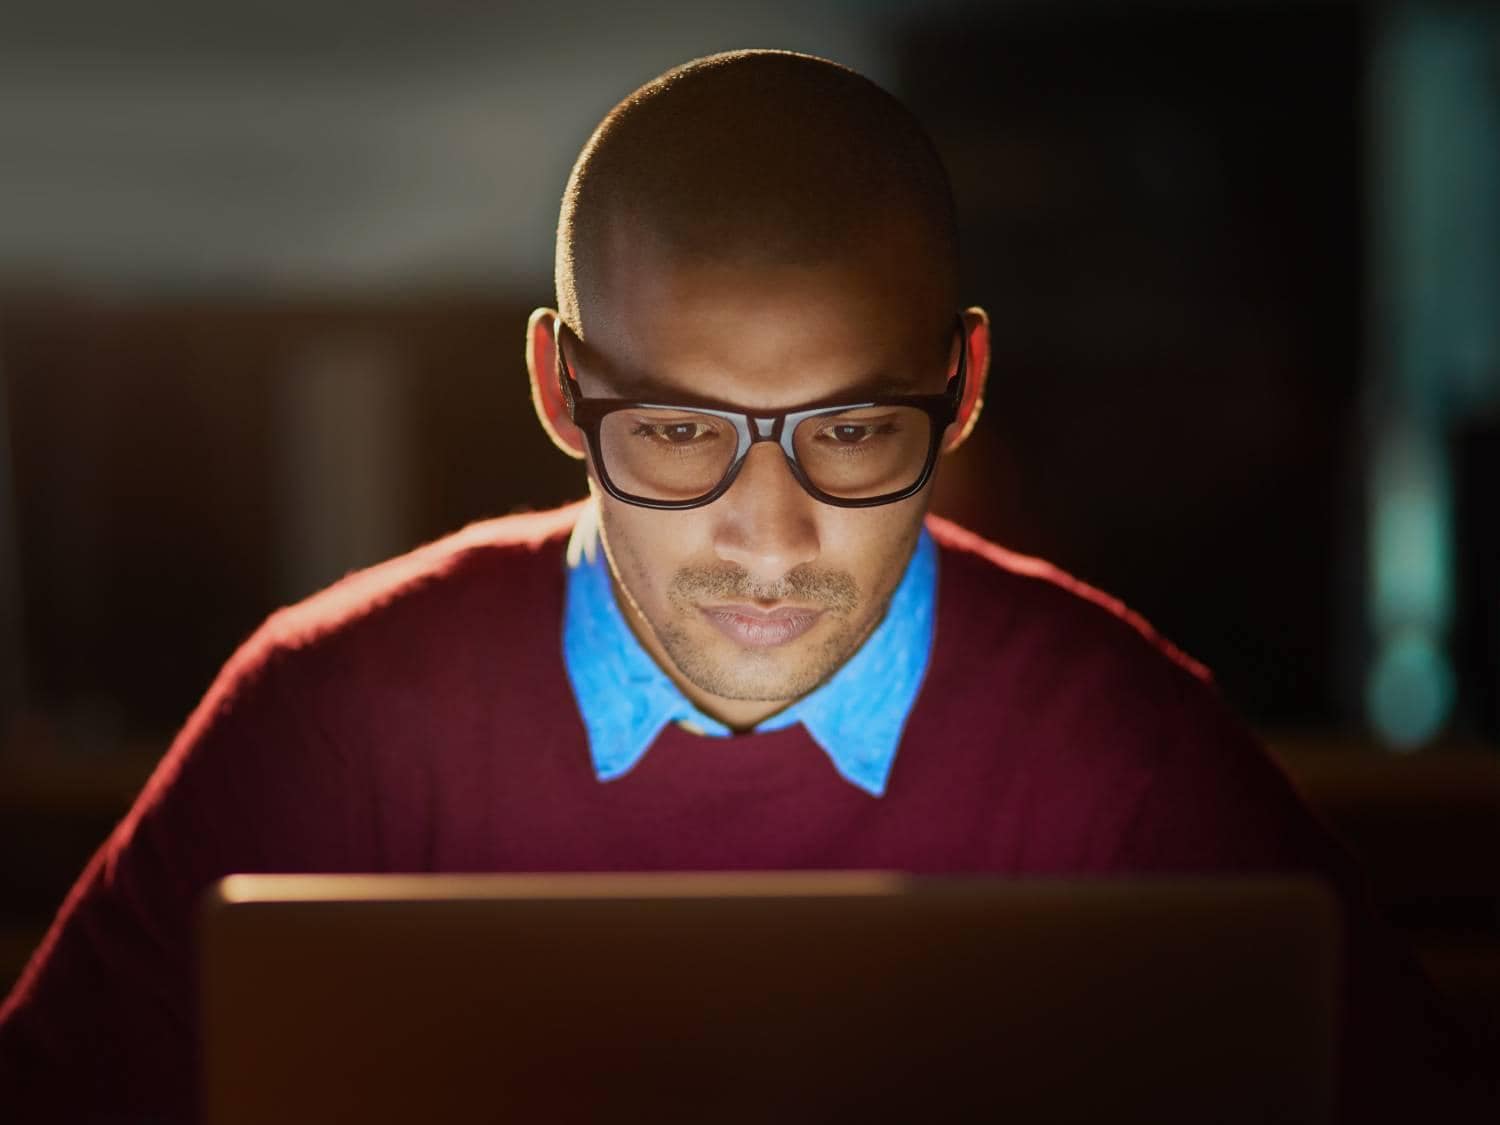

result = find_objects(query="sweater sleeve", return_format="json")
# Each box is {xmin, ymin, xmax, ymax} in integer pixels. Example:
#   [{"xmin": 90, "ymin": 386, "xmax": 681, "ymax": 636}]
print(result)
[
  {"xmin": 0, "ymin": 631, "xmax": 354, "ymax": 1125},
  {"xmin": 1111, "ymin": 674, "xmax": 1491, "ymax": 1124}
]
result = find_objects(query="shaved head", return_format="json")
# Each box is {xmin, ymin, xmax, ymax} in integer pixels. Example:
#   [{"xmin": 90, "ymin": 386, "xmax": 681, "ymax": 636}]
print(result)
[{"xmin": 556, "ymin": 49, "xmax": 959, "ymax": 338}]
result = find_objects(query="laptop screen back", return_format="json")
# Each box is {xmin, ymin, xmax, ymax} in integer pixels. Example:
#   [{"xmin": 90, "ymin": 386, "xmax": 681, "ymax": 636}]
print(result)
[{"xmin": 199, "ymin": 872, "xmax": 1339, "ymax": 1124}]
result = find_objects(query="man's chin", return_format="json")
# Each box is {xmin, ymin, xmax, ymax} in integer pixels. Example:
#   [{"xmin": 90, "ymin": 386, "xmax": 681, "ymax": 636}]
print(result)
[{"xmin": 663, "ymin": 624, "xmax": 841, "ymax": 704}]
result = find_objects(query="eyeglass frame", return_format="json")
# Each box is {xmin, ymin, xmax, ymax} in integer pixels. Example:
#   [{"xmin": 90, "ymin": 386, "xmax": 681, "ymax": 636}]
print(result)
[{"xmin": 554, "ymin": 315, "xmax": 969, "ymax": 510}]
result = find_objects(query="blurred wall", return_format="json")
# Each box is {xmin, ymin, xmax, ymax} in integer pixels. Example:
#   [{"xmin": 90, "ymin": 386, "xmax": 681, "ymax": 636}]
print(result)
[
  {"xmin": 0, "ymin": 0, "xmax": 898, "ymax": 291},
  {"xmin": 910, "ymin": 2, "xmax": 1366, "ymax": 725}
]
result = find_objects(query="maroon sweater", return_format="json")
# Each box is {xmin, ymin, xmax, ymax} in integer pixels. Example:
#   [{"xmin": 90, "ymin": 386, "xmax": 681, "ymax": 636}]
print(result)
[{"xmin": 0, "ymin": 504, "xmax": 1481, "ymax": 1121}]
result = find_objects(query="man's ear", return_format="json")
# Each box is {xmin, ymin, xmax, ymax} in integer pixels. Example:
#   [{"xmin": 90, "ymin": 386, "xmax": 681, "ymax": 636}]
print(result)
[
  {"xmin": 942, "ymin": 305, "xmax": 990, "ymax": 454},
  {"xmin": 526, "ymin": 307, "xmax": 587, "ymax": 460}
]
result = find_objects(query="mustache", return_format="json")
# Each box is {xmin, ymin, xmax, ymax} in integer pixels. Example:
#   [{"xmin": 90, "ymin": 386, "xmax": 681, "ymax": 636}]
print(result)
[{"xmin": 669, "ymin": 563, "xmax": 859, "ymax": 614}]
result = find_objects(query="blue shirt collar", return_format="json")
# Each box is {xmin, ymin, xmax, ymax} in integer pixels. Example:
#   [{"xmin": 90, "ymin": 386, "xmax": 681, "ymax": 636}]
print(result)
[{"xmin": 561, "ymin": 501, "xmax": 937, "ymax": 798}]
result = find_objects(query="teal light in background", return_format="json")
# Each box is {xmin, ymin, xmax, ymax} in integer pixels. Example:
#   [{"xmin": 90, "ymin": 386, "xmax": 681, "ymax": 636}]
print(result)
[
  {"xmin": 1369, "ymin": 421, "xmax": 1453, "ymax": 636},
  {"xmin": 1367, "ymin": 627, "xmax": 1456, "ymax": 751},
  {"xmin": 1364, "ymin": 3, "xmax": 1499, "ymax": 749},
  {"xmin": 1366, "ymin": 418, "xmax": 1454, "ymax": 748},
  {"xmin": 1365, "ymin": 418, "xmax": 1457, "ymax": 749}
]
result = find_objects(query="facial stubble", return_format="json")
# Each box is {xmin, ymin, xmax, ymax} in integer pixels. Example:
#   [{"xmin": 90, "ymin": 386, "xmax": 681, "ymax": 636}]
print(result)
[
  {"xmin": 658, "ymin": 562, "xmax": 863, "ymax": 702},
  {"xmin": 601, "ymin": 518, "xmax": 923, "ymax": 708}
]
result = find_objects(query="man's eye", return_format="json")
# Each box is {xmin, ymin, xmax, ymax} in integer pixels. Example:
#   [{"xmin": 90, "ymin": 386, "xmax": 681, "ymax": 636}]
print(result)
[
  {"xmin": 819, "ymin": 420, "xmax": 898, "ymax": 445},
  {"xmin": 633, "ymin": 420, "xmax": 719, "ymax": 445}
]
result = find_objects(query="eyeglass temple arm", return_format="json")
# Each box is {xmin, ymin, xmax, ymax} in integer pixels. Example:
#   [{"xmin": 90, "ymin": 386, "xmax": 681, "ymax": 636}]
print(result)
[
  {"xmin": 948, "ymin": 314, "xmax": 969, "ymax": 407},
  {"xmin": 554, "ymin": 325, "xmax": 580, "ymax": 416}
]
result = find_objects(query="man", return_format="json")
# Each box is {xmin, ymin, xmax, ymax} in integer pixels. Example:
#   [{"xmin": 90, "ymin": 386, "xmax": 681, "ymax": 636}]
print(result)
[{"xmin": 0, "ymin": 49, "xmax": 1482, "ymax": 1123}]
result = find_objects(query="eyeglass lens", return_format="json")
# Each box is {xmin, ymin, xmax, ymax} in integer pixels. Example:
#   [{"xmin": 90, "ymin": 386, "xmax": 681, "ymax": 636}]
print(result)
[{"xmin": 597, "ymin": 405, "xmax": 935, "ymax": 503}]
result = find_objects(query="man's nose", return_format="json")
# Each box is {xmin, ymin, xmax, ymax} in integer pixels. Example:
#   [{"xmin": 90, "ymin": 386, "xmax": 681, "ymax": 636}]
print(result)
[{"xmin": 711, "ymin": 441, "xmax": 820, "ymax": 582}]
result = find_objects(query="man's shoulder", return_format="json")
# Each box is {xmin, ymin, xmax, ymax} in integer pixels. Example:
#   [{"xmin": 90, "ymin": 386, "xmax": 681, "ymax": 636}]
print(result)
[
  {"xmin": 923, "ymin": 513, "xmax": 1212, "ymax": 692},
  {"xmin": 919, "ymin": 517, "xmax": 1270, "ymax": 819},
  {"xmin": 254, "ymin": 502, "xmax": 581, "ymax": 660}
]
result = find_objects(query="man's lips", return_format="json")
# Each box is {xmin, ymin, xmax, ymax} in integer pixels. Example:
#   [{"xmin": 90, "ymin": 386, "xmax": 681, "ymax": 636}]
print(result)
[{"xmin": 698, "ymin": 604, "xmax": 825, "ymax": 648}]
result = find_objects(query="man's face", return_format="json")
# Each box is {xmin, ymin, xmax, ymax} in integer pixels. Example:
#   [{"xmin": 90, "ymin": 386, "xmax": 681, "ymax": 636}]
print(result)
[{"xmin": 568, "ymin": 236, "xmax": 954, "ymax": 727}]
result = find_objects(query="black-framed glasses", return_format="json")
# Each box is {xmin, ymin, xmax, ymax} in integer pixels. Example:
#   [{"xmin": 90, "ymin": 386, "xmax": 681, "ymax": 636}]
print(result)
[{"xmin": 555, "ymin": 316, "xmax": 968, "ymax": 510}]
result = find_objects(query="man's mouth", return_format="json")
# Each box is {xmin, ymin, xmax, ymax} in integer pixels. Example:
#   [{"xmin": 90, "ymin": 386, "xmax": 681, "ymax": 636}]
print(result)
[{"xmin": 698, "ymin": 604, "xmax": 825, "ymax": 648}]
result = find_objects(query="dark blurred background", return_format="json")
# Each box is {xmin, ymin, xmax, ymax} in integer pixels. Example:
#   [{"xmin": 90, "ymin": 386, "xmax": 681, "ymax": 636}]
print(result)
[{"xmin": 0, "ymin": 0, "xmax": 1496, "ymax": 1063}]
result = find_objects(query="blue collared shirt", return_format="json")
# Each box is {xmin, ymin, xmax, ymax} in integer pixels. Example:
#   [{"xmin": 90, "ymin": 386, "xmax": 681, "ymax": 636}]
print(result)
[{"xmin": 561, "ymin": 502, "xmax": 937, "ymax": 797}]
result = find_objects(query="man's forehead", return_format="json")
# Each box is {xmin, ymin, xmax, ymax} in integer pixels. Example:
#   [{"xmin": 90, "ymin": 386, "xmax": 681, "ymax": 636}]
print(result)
[
  {"xmin": 572, "ymin": 345, "xmax": 935, "ymax": 408},
  {"xmin": 572, "ymin": 233, "xmax": 948, "ymax": 403},
  {"xmin": 569, "ymin": 316, "xmax": 941, "ymax": 409}
]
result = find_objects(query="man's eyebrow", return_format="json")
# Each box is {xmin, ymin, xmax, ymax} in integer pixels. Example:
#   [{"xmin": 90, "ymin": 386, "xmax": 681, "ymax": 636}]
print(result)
[
  {"xmin": 860, "ymin": 372, "xmax": 932, "ymax": 396},
  {"xmin": 582, "ymin": 369, "xmax": 935, "ymax": 404},
  {"xmin": 579, "ymin": 368, "xmax": 685, "ymax": 401},
  {"xmin": 828, "ymin": 368, "xmax": 945, "ymax": 400}
]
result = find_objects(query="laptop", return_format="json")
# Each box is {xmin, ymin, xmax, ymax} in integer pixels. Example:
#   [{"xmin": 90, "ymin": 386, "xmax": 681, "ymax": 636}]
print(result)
[{"xmin": 198, "ymin": 872, "xmax": 1340, "ymax": 1124}]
